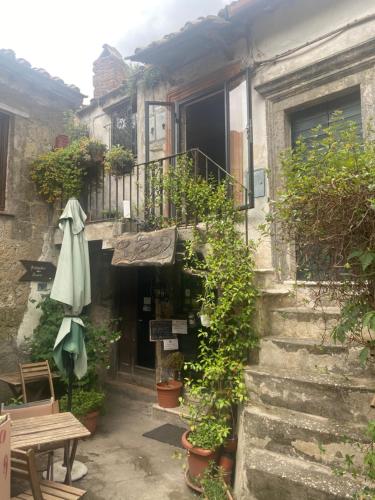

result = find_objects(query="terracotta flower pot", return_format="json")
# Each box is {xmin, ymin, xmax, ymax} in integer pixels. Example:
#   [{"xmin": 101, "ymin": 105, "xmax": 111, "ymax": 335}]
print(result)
[
  {"xmin": 223, "ymin": 436, "xmax": 238, "ymax": 454},
  {"xmin": 219, "ymin": 453, "xmax": 235, "ymax": 485},
  {"xmin": 82, "ymin": 410, "xmax": 99, "ymax": 435},
  {"xmin": 156, "ymin": 380, "xmax": 183, "ymax": 408},
  {"xmin": 181, "ymin": 430, "xmax": 219, "ymax": 479}
]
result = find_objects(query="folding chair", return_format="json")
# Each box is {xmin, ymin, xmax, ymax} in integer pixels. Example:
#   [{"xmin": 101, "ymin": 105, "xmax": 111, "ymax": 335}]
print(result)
[
  {"xmin": 11, "ymin": 448, "xmax": 86, "ymax": 499},
  {"xmin": 19, "ymin": 361, "xmax": 55, "ymax": 403}
]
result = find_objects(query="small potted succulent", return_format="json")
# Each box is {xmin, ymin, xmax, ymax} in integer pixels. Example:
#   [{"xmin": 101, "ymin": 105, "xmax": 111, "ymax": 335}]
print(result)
[
  {"xmin": 60, "ymin": 389, "xmax": 105, "ymax": 435},
  {"xmin": 104, "ymin": 145, "xmax": 135, "ymax": 176},
  {"xmin": 156, "ymin": 351, "xmax": 184, "ymax": 408}
]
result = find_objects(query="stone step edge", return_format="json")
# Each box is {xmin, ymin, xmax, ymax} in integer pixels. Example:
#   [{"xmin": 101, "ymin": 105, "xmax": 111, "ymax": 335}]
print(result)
[
  {"xmin": 260, "ymin": 336, "xmax": 348, "ymax": 353},
  {"xmin": 243, "ymin": 447, "xmax": 370, "ymax": 497},
  {"xmin": 271, "ymin": 306, "xmax": 341, "ymax": 316},
  {"xmin": 245, "ymin": 366, "xmax": 375, "ymax": 392},
  {"xmin": 243, "ymin": 403, "xmax": 368, "ymax": 442}
]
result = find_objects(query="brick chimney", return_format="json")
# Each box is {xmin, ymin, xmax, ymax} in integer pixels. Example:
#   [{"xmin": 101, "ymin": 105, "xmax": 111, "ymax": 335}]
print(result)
[{"xmin": 93, "ymin": 44, "xmax": 129, "ymax": 99}]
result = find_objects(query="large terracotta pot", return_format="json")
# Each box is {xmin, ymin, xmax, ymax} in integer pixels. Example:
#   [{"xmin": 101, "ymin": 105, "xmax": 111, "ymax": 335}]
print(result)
[
  {"xmin": 82, "ymin": 410, "xmax": 99, "ymax": 435},
  {"xmin": 181, "ymin": 430, "xmax": 219, "ymax": 479},
  {"xmin": 156, "ymin": 380, "xmax": 182, "ymax": 408}
]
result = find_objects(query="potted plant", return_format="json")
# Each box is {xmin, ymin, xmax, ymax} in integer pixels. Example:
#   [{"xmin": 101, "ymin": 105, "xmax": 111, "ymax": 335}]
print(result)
[
  {"xmin": 156, "ymin": 351, "xmax": 184, "ymax": 408},
  {"xmin": 104, "ymin": 145, "xmax": 134, "ymax": 176},
  {"xmin": 181, "ymin": 418, "xmax": 228, "ymax": 480},
  {"xmin": 60, "ymin": 389, "xmax": 105, "ymax": 435}
]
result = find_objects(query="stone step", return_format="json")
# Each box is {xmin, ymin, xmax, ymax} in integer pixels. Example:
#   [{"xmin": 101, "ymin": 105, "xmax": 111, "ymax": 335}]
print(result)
[
  {"xmin": 257, "ymin": 337, "xmax": 373, "ymax": 376},
  {"xmin": 242, "ymin": 403, "xmax": 369, "ymax": 468},
  {"xmin": 235, "ymin": 447, "xmax": 368, "ymax": 500},
  {"xmin": 105, "ymin": 379, "xmax": 156, "ymax": 403},
  {"xmin": 152, "ymin": 403, "xmax": 189, "ymax": 428},
  {"xmin": 270, "ymin": 306, "xmax": 340, "ymax": 339},
  {"xmin": 245, "ymin": 366, "xmax": 375, "ymax": 424},
  {"xmin": 117, "ymin": 369, "xmax": 156, "ymax": 390}
]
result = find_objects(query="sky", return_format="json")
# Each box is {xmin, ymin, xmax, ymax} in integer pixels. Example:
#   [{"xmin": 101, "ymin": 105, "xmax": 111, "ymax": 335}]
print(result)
[{"xmin": 0, "ymin": 0, "xmax": 227, "ymax": 100}]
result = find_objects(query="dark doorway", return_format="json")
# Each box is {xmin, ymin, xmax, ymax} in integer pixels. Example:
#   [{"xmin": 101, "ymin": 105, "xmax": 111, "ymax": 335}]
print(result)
[
  {"xmin": 136, "ymin": 268, "xmax": 156, "ymax": 369},
  {"xmin": 185, "ymin": 91, "xmax": 226, "ymax": 169}
]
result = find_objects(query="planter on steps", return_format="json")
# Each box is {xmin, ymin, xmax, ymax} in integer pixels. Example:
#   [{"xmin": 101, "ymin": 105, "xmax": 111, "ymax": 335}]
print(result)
[
  {"xmin": 181, "ymin": 430, "xmax": 219, "ymax": 479},
  {"xmin": 156, "ymin": 380, "xmax": 183, "ymax": 408}
]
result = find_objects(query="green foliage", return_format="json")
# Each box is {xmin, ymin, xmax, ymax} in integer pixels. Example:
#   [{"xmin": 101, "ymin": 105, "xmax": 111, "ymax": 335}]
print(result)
[
  {"xmin": 161, "ymin": 351, "xmax": 184, "ymax": 371},
  {"xmin": 188, "ymin": 420, "xmax": 229, "ymax": 450},
  {"xmin": 150, "ymin": 154, "xmax": 258, "ymax": 447},
  {"xmin": 31, "ymin": 137, "xmax": 107, "ymax": 204},
  {"xmin": 272, "ymin": 116, "xmax": 375, "ymax": 352},
  {"xmin": 26, "ymin": 296, "xmax": 120, "ymax": 390},
  {"xmin": 59, "ymin": 389, "xmax": 105, "ymax": 418},
  {"xmin": 104, "ymin": 145, "xmax": 134, "ymax": 176},
  {"xmin": 201, "ymin": 462, "xmax": 229, "ymax": 500}
]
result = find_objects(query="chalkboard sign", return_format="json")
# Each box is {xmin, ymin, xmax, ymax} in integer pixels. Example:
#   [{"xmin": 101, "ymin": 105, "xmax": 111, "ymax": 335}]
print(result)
[
  {"xmin": 149, "ymin": 320, "xmax": 175, "ymax": 342},
  {"xmin": 19, "ymin": 260, "xmax": 56, "ymax": 282}
]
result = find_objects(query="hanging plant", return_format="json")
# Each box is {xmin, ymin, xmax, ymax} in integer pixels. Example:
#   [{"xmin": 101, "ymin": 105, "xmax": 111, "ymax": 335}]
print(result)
[
  {"xmin": 104, "ymin": 145, "xmax": 135, "ymax": 176},
  {"xmin": 31, "ymin": 137, "xmax": 107, "ymax": 204}
]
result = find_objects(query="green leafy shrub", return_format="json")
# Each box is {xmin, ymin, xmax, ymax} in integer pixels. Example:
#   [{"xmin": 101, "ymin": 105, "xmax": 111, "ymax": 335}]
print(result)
[
  {"xmin": 272, "ymin": 116, "xmax": 375, "ymax": 358},
  {"xmin": 59, "ymin": 389, "xmax": 105, "ymax": 417},
  {"xmin": 188, "ymin": 419, "xmax": 229, "ymax": 450},
  {"xmin": 26, "ymin": 296, "xmax": 120, "ymax": 390},
  {"xmin": 31, "ymin": 137, "xmax": 107, "ymax": 204},
  {"xmin": 201, "ymin": 462, "xmax": 229, "ymax": 500}
]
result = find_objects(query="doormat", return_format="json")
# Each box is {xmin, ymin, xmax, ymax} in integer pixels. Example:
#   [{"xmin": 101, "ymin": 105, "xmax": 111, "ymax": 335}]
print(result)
[{"xmin": 143, "ymin": 423, "xmax": 185, "ymax": 449}]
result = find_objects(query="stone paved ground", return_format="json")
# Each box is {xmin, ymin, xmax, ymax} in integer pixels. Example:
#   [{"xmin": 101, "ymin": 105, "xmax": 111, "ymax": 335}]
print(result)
[{"xmin": 73, "ymin": 392, "xmax": 197, "ymax": 500}]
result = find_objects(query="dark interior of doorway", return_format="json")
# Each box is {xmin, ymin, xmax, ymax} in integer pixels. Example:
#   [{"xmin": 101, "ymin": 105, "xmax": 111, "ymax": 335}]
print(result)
[
  {"xmin": 185, "ymin": 91, "xmax": 226, "ymax": 169},
  {"xmin": 137, "ymin": 267, "xmax": 156, "ymax": 369}
]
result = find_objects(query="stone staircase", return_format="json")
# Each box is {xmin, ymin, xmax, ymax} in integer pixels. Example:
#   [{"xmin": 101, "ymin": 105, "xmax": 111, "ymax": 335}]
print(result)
[{"xmin": 235, "ymin": 272, "xmax": 375, "ymax": 499}]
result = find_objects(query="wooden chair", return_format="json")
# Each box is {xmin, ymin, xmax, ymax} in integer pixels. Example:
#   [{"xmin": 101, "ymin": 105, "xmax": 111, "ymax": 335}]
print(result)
[
  {"xmin": 11, "ymin": 448, "xmax": 86, "ymax": 499},
  {"xmin": 1, "ymin": 398, "xmax": 59, "ymax": 480},
  {"xmin": 19, "ymin": 361, "xmax": 55, "ymax": 403}
]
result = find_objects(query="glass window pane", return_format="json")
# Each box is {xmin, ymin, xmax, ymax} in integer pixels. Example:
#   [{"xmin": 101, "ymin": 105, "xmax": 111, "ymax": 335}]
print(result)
[{"xmin": 229, "ymin": 76, "xmax": 249, "ymax": 204}]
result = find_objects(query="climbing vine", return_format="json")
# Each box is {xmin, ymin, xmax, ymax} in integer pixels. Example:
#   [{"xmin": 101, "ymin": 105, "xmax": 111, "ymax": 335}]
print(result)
[{"xmin": 150, "ymin": 155, "xmax": 258, "ymax": 447}]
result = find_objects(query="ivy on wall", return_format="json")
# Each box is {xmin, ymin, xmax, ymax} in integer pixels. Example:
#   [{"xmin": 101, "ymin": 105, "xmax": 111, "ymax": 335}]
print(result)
[{"xmin": 150, "ymin": 155, "xmax": 258, "ymax": 447}]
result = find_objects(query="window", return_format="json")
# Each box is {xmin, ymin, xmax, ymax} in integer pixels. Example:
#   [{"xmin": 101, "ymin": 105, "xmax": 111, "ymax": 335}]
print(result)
[
  {"xmin": 0, "ymin": 112, "xmax": 9, "ymax": 211},
  {"xmin": 291, "ymin": 91, "xmax": 362, "ymax": 147},
  {"xmin": 111, "ymin": 99, "xmax": 137, "ymax": 156},
  {"xmin": 290, "ymin": 91, "xmax": 362, "ymax": 280}
]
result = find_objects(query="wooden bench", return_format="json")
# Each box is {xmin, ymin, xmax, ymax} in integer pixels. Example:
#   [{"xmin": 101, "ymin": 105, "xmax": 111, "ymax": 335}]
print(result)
[{"xmin": 11, "ymin": 448, "xmax": 86, "ymax": 499}]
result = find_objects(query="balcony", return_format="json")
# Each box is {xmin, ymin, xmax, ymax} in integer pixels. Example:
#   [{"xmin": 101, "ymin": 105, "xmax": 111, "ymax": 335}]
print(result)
[{"xmin": 83, "ymin": 148, "xmax": 249, "ymax": 242}]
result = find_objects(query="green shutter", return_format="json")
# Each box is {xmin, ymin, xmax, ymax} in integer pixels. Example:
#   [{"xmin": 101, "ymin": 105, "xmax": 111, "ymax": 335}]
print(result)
[{"xmin": 291, "ymin": 92, "xmax": 362, "ymax": 146}]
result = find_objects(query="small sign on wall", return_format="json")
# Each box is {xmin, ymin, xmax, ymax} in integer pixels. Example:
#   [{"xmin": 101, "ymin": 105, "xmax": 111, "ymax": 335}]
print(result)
[
  {"xmin": 163, "ymin": 338, "xmax": 179, "ymax": 351},
  {"xmin": 172, "ymin": 320, "xmax": 188, "ymax": 335},
  {"xmin": 254, "ymin": 169, "xmax": 266, "ymax": 198},
  {"xmin": 19, "ymin": 261, "xmax": 56, "ymax": 282}
]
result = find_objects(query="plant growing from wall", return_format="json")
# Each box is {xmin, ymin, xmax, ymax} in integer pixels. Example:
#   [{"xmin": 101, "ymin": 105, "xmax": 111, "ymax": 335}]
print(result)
[
  {"xmin": 271, "ymin": 116, "xmax": 375, "ymax": 361},
  {"xmin": 150, "ymin": 155, "xmax": 258, "ymax": 450},
  {"xmin": 31, "ymin": 137, "xmax": 107, "ymax": 204}
]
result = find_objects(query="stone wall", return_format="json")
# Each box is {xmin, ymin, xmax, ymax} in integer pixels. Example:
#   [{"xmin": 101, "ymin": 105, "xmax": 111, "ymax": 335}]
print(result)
[{"xmin": 0, "ymin": 62, "xmax": 81, "ymax": 399}]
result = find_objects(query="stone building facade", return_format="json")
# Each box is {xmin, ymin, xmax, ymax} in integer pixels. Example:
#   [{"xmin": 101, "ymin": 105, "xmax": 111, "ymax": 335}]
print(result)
[
  {"xmin": 76, "ymin": 0, "xmax": 375, "ymax": 497},
  {"xmin": 0, "ymin": 49, "xmax": 82, "ymax": 395}
]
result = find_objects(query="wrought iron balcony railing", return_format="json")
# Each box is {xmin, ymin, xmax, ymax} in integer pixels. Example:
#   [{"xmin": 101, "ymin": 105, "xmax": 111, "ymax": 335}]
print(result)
[{"xmin": 84, "ymin": 148, "xmax": 249, "ymax": 242}]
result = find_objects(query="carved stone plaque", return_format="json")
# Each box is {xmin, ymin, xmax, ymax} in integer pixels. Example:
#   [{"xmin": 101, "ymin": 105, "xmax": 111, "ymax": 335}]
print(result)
[{"xmin": 111, "ymin": 227, "xmax": 176, "ymax": 267}]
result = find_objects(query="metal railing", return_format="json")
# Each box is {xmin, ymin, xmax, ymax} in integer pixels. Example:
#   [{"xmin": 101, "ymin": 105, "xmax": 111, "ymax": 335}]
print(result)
[{"xmin": 84, "ymin": 148, "xmax": 249, "ymax": 242}]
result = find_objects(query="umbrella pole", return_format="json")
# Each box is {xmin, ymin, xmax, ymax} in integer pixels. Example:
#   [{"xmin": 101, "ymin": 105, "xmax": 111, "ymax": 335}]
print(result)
[{"xmin": 63, "ymin": 354, "xmax": 74, "ymax": 468}]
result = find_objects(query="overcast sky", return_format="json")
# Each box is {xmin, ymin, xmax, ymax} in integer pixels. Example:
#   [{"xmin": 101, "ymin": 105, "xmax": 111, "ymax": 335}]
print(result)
[{"xmin": 0, "ymin": 0, "xmax": 227, "ymax": 99}]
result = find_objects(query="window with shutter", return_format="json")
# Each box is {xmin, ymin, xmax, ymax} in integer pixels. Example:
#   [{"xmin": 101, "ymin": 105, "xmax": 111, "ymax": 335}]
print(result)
[
  {"xmin": 0, "ymin": 112, "xmax": 9, "ymax": 211},
  {"xmin": 291, "ymin": 91, "xmax": 362, "ymax": 147},
  {"xmin": 290, "ymin": 91, "xmax": 362, "ymax": 280}
]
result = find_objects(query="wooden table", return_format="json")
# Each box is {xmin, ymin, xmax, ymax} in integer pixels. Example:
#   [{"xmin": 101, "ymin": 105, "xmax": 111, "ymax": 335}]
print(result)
[
  {"xmin": 0, "ymin": 371, "xmax": 59, "ymax": 397},
  {"xmin": 11, "ymin": 412, "xmax": 90, "ymax": 484}
]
